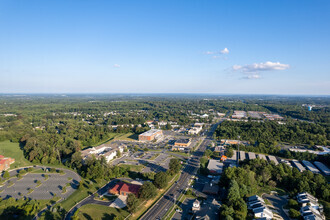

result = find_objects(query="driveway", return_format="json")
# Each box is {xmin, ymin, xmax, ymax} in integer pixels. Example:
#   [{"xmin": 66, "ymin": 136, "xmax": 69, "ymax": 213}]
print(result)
[
  {"xmin": 263, "ymin": 194, "xmax": 290, "ymax": 220},
  {"xmin": 109, "ymin": 195, "xmax": 127, "ymax": 208}
]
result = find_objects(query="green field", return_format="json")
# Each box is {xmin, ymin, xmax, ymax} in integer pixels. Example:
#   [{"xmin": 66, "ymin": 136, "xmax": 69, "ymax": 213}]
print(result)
[
  {"xmin": 89, "ymin": 133, "xmax": 121, "ymax": 147},
  {"xmin": 169, "ymin": 151, "xmax": 190, "ymax": 157},
  {"xmin": 76, "ymin": 204, "xmax": 129, "ymax": 220},
  {"xmin": 114, "ymin": 132, "xmax": 139, "ymax": 141},
  {"xmin": 0, "ymin": 141, "xmax": 32, "ymax": 168},
  {"xmin": 118, "ymin": 164, "xmax": 144, "ymax": 172}
]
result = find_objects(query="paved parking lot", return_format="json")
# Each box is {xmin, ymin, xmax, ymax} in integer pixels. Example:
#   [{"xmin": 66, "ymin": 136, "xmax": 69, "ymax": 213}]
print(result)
[{"xmin": 0, "ymin": 167, "xmax": 80, "ymax": 200}]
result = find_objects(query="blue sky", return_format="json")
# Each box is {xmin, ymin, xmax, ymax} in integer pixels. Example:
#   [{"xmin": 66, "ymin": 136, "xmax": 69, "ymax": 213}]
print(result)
[{"xmin": 0, "ymin": 0, "xmax": 329, "ymax": 95}]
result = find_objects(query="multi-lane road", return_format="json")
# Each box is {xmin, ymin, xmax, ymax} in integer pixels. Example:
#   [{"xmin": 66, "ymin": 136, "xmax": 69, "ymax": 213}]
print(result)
[{"xmin": 140, "ymin": 121, "xmax": 222, "ymax": 220}]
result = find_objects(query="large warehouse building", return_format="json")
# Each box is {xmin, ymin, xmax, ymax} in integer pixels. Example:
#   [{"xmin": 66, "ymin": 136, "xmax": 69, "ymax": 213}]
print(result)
[{"xmin": 138, "ymin": 129, "xmax": 163, "ymax": 141}]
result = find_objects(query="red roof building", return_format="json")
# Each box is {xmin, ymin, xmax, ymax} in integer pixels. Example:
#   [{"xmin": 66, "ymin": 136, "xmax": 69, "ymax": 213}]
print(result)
[
  {"xmin": 0, "ymin": 155, "xmax": 15, "ymax": 172},
  {"xmin": 109, "ymin": 181, "xmax": 141, "ymax": 197}
]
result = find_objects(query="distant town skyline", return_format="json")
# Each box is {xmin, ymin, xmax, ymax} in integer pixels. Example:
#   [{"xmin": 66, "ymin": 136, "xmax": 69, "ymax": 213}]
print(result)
[{"xmin": 1, "ymin": 0, "xmax": 329, "ymax": 95}]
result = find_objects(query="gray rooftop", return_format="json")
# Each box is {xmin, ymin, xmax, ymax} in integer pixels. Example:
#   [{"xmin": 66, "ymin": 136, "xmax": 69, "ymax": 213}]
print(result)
[
  {"xmin": 239, "ymin": 151, "xmax": 246, "ymax": 160},
  {"xmin": 291, "ymin": 160, "xmax": 306, "ymax": 172},
  {"xmin": 248, "ymin": 152, "xmax": 256, "ymax": 160},
  {"xmin": 207, "ymin": 159, "xmax": 224, "ymax": 173},
  {"xmin": 314, "ymin": 161, "xmax": 330, "ymax": 176},
  {"xmin": 301, "ymin": 160, "xmax": 320, "ymax": 174},
  {"xmin": 267, "ymin": 155, "xmax": 279, "ymax": 165},
  {"xmin": 257, "ymin": 154, "xmax": 267, "ymax": 160}
]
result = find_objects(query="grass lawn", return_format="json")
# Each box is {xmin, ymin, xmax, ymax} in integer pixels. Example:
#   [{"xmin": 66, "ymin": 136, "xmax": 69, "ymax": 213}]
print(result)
[
  {"xmin": 89, "ymin": 133, "xmax": 121, "ymax": 147},
  {"xmin": 169, "ymin": 151, "xmax": 190, "ymax": 157},
  {"xmin": 76, "ymin": 204, "xmax": 129, "ymax": 220},
  {"xmin": 0, "ymin": 140, "xmax": 32, "ymax": 168},
  {"xmin": 60, "ymin": 179, "xmax": 107, "ymax": 212},
  {"xmin": 118, "ymin": 164, "xmax": 144, "ymax": 172},
  {"xmin": 149, "ymin": 153, "xmax": 160, "ymax": 160},
  {"xmin": 114, "ymin": 132, "xmax": 139, "ymax": 141}
]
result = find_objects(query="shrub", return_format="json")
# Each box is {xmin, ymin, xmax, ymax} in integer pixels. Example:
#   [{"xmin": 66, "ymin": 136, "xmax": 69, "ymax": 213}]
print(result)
[
  {"xmin": 19, "ymin": 169, "xmax": 27, "ymax": 175},
  {"xmin": 288, "ymin": 199, "xmax": 299, "ymax": 209},
  {"xmin": 289, "ymin": 208, "xmax": 301, "ymax": 218},
  {"xmin": 3, "ymin": 171, "xmax": 10, "ymax": 179}
]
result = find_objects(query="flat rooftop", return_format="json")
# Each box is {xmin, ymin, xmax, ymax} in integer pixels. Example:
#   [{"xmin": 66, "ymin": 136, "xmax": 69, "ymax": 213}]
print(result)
[
  {"xmin": 301, "ymin": 160, "xmax": 320, "ymax": 174},
  {"xmin": 139, "ymin": 129, "xmax": 162, "ymax": 137},
  {"xmin": 314, "ymin": 161, "xmax": 330, "ymax": 175},
  {"xmin": 207, "ymin": 159, "xmax": 224, "ymax": 172},
  {"xmin": 292, "ymin": 160, "xmax": 306, "ymax": 172},
  {"xmin": 175, "ymin": 139, "xmax": 191, "ymax": 144}
]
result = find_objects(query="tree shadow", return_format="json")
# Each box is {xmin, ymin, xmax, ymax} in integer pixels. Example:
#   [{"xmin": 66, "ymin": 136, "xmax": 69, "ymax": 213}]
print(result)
[
  {"xmin": 83, "ymin": 213, "xmax": 93, "ymax": 220},
  {"xmin": 102, "ymin": 213, "xmax": 116, "ymax": 220}
]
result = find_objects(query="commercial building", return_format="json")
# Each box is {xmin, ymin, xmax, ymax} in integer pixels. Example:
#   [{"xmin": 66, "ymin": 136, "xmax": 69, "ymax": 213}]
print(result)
[
  {"xmin": 0, "ymin": 155, "xmax": 15, "ymax": 172},
  {"xmin": 301, "ymin": 160, "xmax": 321, "ymax": 174},
  {"xmin": 262, "ymin": 113, "xmax": 284, "ymax": 120},
  {"xmin": 248, "ymin": 152, "xmax": 256, "ymax": 160},
  {"xmin": 292, "ymin": 160, "xmax": 306, "ymax": 172},
  {"xmin": 81, "ymin": 143, "xmax": 127, "ymax": 163},
  {"xmin": 314, "ymin": 161, "xmax": 330, "ymax": 176},
  {"xmin": 138, "ymin": 129, "xmax": 163, "ymax": 141},
  {"xmin": 267, "ymin": 155, "xmax": 279, "ymax": 165},
  {"xmin": 207, "ymin": 159, "xmax": 224, "ymax": 174},
  {"xmin": 174, "ymin": 139, "xmax": 191, "ymax": 147},
  {"xmin": 239, "ymin": 151, "xmax": 246, "ymax": 160},
  {"xmin": 188, "ymin": 123, "xmax": 203, "ymax": 135},
  {"xmin": 108, "ymin": 181, "xmax": 141, "ymax": 197},
  {"xmin": 231, "ymin": 111, "xmax": 247, "ymax": 119},
  {"xmin": 188, "ymin": 127, "xmax": 202, "ymax": 135},
  {"xmin": 280, "ymin": 159, "xmax": 292, "ymax": 168},
  {"xmin": 257, "ymin": 154, "xmax": 267, "ymax": 161},
  {"xmin": 220, "ymin": 139, "xmax": 249, "ymax": 146}
]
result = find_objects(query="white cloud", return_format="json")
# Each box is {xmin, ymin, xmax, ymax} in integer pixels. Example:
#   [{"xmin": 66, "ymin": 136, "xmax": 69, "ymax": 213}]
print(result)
[
  {"xmin": 204, "ymin": 47, "xmax": 229, "ymax": 56},
  {"xmin": 220, "ymin": 48, "xmax": 229, "ymax": 54},
  {"xmin": 232, "ymin": 61, "xmax": 289, "ymax": 73},
  {"xmin": 242, "ymin": 74, "xmax": 261, "ymax": 80},
  {"xmin": 204, "ymin": 51, "xmax": 216, "ymax": 55},
  {"xmin": 113, "ymin": 64, "xmax": 120, "ymax": 68}
]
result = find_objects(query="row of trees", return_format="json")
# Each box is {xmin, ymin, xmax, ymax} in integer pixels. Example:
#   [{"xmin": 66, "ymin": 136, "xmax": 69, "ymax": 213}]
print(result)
[{"xmin": 216, "ymin": 120, "xmax": 329, "ymax": 146}]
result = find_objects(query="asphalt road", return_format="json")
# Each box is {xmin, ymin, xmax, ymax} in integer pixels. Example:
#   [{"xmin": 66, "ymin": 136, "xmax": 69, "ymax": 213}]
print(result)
[
  {"xmin": 263, "ymin": 194, "xmax": 290, "ymax": 220},
  {"xmin": 140, "ymin": 121, "xmax": 222, "ymax": 220}
]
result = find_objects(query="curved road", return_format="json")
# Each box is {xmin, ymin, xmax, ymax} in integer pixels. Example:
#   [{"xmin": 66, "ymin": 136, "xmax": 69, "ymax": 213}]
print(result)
[{"xmin": 263, "ymin": 194, "xmax": 290, "ymax": 220}]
